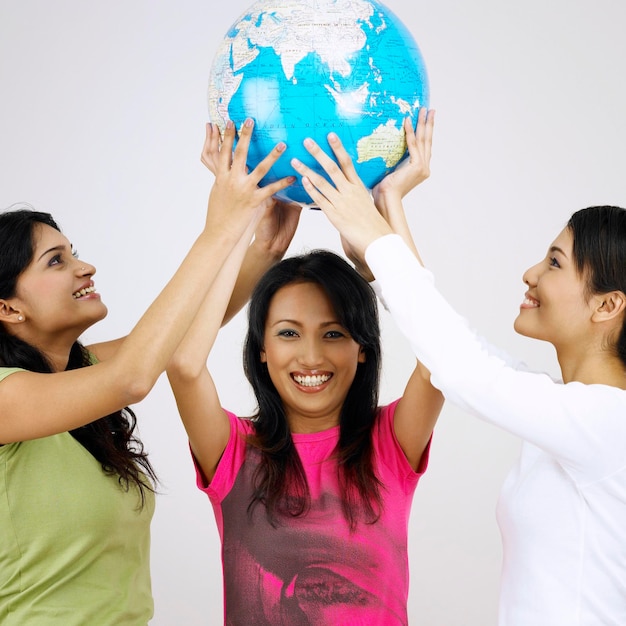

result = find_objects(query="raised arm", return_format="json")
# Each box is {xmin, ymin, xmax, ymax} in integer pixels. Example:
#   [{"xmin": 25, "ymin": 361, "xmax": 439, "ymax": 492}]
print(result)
[
  {"xmin": 167, "ymin": 204, "xmax": 301, "ymax": 481},
  {"xmin": 0, "ymin": 120, "xmax": 293, "ymax": 444},
  {"xmin": 167, "ymin": 132, "xmax": 300, "ymax": 482},
  {"xmin": 223, "ymin": 199, "xmax": 302, "ymax": 324},
  {"xmin": 291, "ymin": 112, "xmax": 442, "ymax": 469},
  {"xmin": 166, "ymin": 214, "xmax": 258, "ymax": 482}
]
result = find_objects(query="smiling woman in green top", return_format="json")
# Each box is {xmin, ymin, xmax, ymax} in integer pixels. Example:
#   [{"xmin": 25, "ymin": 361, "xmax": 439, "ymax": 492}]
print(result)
[{"xmin": 0, "ymin": 121, "xmax": 297, "ymax": 625}]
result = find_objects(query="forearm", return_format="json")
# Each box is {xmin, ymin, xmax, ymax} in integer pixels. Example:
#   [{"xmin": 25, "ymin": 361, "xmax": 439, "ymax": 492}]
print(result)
[
  {"xmin": 364, "ymin": 234, "xmax": 626, "ymax": 471},
  {"xmin": 223, "ymin": 238, "xmax": 285, "ymax": 325},
  {"xmin": 168, "ymin": 218, "xmax": 258, "ymax": 379},
  {"xmin": 373, "ymin": 189, "xmax": 422, "ymax": 264}
]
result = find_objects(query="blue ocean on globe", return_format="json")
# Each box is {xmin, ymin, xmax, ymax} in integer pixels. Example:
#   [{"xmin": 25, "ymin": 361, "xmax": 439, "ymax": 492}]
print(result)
[{"xmin": 208, "ymin": 0, "xmax": 429, "ymax": 205}]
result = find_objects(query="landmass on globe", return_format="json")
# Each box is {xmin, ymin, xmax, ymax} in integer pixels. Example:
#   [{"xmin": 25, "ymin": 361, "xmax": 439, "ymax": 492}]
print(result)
[{"xmin": 208, "ymin": 0, "xmax": 429, "ymax": 204}]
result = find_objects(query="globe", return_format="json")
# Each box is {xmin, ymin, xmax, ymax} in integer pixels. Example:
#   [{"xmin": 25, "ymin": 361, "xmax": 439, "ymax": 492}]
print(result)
[{"xmin": 208, "ymin": 0, "xmax": 429, "ymax": 205}]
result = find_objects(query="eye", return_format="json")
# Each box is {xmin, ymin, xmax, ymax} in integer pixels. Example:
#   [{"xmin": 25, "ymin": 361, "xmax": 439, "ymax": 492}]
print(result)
[
  {"xmin": 277, "ymin": 329, "xmax": 299, "ymax": 338},
  {"xmin": 549, "ymin": 257, "xmax": 560, "ymax": 268},
  {"xmin": 48, "ymin": 254, "xmax": 62, "ymax": 267},
  {"xmin": 71, "ymin": 247, "xmax": 79, "ymax": 259},
  {"xmin": 325, "ymin": 329, "xmax": 347, "ymax": 339}
]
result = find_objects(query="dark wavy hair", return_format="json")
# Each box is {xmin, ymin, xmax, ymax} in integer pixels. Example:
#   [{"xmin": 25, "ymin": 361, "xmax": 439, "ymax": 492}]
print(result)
[
  {"xmin": 243, "ymin": 249, "xmax": 383, "ymax": 531},
  {"xmin": 0, "ymin": 206, "xmax": 156, "ymax": 505},
  {"xmin": 568, "ymin": 205, "xmax": 626, "ymax": 367}
]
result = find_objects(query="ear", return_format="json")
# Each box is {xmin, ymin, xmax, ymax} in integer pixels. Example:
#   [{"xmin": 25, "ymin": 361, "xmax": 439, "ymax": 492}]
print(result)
[
  {"xmin": 358, "ymin": 346, "xmax": 366, "ymax": 363},
  {"xmin": 592, "ymin": 291, "xmax": 626, "ymax": 323},
  {"xmin": 260, "ymin": 349, "xmax": 267, "ymax": 363},
  {"xmin": 0, "ymin": 299, "xmax": 25, "ymax": 325}
]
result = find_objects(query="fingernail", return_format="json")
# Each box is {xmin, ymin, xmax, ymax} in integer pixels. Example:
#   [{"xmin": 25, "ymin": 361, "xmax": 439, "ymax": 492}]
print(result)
[
  {"xmin": 276, "ymin": 142, "xmax": 286, "ymax": 152},
  {"xmin": 328, "ymin": 132, "xmax": 338, "ymax": 143},
  {"xmin": 291, "ymin": 158, "xmax": 302, "ymax": 167},
  {"xmin": 226, "ymin": 120, "xmax": 234, "ymax": 129},
  {"xmin": 245, "ymin": 118, "xmax": 254, "ymax": 127},
  {"xmin": 303, "ymin": 138, "xmax": 314, "ymax": 148}
]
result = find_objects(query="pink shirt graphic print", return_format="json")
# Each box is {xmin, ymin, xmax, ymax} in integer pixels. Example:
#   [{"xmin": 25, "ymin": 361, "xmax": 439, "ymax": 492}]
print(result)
[{"xmin": 197, "ymin": 401, "xmax": 429, "ymax": 625}]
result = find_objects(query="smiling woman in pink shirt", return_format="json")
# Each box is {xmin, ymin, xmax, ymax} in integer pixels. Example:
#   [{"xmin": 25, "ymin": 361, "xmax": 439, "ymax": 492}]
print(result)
[{"xmin": 167, "ymin": 112, "xmax": 443, "ymax": 625}]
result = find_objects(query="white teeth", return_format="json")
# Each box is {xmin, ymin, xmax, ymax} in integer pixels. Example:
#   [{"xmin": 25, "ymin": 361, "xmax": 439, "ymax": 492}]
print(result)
[
  {"xmin": 73, "ymin": 286, "xmax": 95, "ymax": 299},
  {"xmin": 293, "ymin": 374, "xmax": 331, "ymax": 387},
  {"xmin": 523, "ymin": 297, "xmax": 539, "ymax": 307}
]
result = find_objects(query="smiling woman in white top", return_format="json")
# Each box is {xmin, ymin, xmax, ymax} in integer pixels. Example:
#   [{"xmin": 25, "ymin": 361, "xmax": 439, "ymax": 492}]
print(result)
[{"xmin": 291, "ymin": 111, "xmax": 626, "ymax": 625}]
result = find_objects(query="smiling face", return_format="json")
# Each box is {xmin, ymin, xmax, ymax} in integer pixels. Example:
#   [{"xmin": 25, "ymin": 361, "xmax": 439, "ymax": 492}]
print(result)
[
  {"xmin": 260, "ymin": 281, "xmax": 365, "ymax": 433},
  {"xmin": 4, "ymin": 223, "xmax": 107, "ymax": 346},
  {"xmin": 514, "ymin": 227, "xmax": 595, "ymax": 350}
]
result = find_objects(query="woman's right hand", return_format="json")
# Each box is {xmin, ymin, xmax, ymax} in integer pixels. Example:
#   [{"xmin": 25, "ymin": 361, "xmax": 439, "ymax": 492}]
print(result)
[
  {"xmin": 202, "ymin": 119, "xmax": 295, "ymax": 238},
  {"xmin": 372, "ymin": 107, "xmax": 435, "ymax": 215}
]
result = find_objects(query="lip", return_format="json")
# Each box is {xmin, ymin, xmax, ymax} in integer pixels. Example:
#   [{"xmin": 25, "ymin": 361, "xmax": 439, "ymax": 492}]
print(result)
[
  {"xmin": 520, "ymin": 292, "xmax": 539, "ymax": 309},
  {"xmin": 73, "ymin": 280, "xmax": 99, "ymax": 300},
  {"xmin": 290, "ymin": 371, "xmax": 333, "ymax": 392}
]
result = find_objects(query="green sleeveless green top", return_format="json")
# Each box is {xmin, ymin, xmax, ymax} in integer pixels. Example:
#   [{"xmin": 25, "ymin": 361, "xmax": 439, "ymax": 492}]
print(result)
[{"xmin": 0, "ymin": 367, "xmax": 154, "ymax": 625}]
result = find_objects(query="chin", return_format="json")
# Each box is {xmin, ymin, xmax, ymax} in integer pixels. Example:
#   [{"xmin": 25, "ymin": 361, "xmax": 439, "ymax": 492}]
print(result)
[
  {"xmin": 513, "ymin": 316, "xmax": 533, "ymax": 338},
  {"xmin": 84, "ymin": 304, "xmax": 108, "ymax": 329}
]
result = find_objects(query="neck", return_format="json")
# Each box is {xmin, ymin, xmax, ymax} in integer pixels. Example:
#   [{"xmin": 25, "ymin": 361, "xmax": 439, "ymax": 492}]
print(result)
[
  {"xmin": 557, "ymin": 349, "xmax": 626, "ymax": 388},
  {"xmin": 24, "ymin": 331, "xmax": 77, "ymax": 373},
  {"xmin": 287, "ymin": 414, "xmax": 340, "ymax": 434}
]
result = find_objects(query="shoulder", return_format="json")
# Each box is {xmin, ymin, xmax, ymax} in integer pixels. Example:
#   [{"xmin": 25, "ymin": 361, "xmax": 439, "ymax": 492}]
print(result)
[
  {"xmin": 0, "ymin": 367, "xmax": 25, "ymax": 384},
  {"xmin": 374, "ymin": 400, "xmax": 401, "ymax": 433},
  {"xmin": 224, "ymin": 409, "xmax": 256, "ymax": 435},
  {"xmin": 373, "ymin": 400, "xmax": 428, "ymax": 484}
]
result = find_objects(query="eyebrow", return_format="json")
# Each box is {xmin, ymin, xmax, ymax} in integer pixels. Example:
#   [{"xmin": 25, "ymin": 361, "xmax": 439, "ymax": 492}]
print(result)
[
  {"xmin": 37, "ymin": 244, "xmax": 66, "ymax": 262},
  {"xmin": 270, "ymin": 319, "xmax": 341, "ymax": 327},
  {"xmin": 549, "ymin": 245, "xmax": 567, "ymax": 257}
]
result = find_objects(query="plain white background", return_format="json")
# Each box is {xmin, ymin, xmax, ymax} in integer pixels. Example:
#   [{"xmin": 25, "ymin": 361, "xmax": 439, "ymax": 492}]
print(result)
[{"xmin": 2, "ymin": 1, "xmax": 626, "ymax": 624}]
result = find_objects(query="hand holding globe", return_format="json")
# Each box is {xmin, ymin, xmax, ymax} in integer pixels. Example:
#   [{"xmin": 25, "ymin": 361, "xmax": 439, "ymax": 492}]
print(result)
[
  {"xmin": 208, "ymin": 0, "xmax": 429, "ymax": 205},
  {"xmin": 290, "ymin": 107, "xmax": 435, "ymax": 256}
]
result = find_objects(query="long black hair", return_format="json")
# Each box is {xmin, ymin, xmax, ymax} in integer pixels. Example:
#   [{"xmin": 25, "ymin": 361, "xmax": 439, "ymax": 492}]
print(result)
[
  {"xmin": 243, "ymin": 250, "xmax": 383, "ymax": 530},
  {"xmin": 568, "ymin": 205, "xmax": 626, "ymax": 367},
  {"xmin": 0, "ymin": 206, "xmax": 156, "ymax": 504}
]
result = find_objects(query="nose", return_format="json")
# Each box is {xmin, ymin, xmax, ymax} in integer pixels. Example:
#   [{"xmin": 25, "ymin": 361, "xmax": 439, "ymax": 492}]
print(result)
[
  {"xmin": 297, "ymin": 337, "xmax": 324, "ymax": 368},
  {"xmin": 76, "ymin": 261, "xmax": 96, "ymax": 277},
  {"xmin": 522, "ymin": 260, "xmax": 541, "ymax": 287}
]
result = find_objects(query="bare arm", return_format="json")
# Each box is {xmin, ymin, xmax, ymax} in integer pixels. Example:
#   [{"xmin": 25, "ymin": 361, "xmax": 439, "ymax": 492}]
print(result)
[
  {"xmin": 224, "ymin": 199, "xmax": 302, "ymax": 324},
  {"xmin": 197, "ymin": 121, "xmax": 303, "ymax": 326},
  {"xmin": 167, "ymin": 140, "xmax": 301, "ymax": 481},
  {"xmin": 166, "ymin": 216, "xmax": 258, "ymax": 482},
  {"xmin": 0, "ymin": 120, "xmax": 293, "ymax": 444},
  {"xmin": 291, "ymin": 109, "xmax": 441, "ymax": 469}
]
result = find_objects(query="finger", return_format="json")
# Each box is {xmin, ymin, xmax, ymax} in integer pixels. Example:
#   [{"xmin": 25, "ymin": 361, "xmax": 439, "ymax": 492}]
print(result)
[
  {"xmin": 231, "ymin": 118, "xmax": 254, "ymax": 170},
  {"xmin": 326, "ymin": 133, "xmax": 360, "ymax": 184},
  {"xmin": 218, "ymin": 120, "xmax": 236, "ymax": 170},
  {"xmin": 301, "ymin": 138, "xmax": 347, "ymax": 188},
  {"xmin": 200, "ymin": 123, "xmax": 211, "ymax": 162},
  {"xmin": 301, "ymin": 174, "xmax": 333, "ymax": 210},
  {"xmin": 415, "ymin": 106, "xmax": 428, "ymax": 147},
  {"xmin": 404, "ymin": 116, "xmax": 417, "ymax": 157},
  {"xmin": 201, "ymin": 123, "xmax": 221, "ymax": 173},
  {"xmin": 248, "ymin": 141, "xmax": 288, "ymax": 183},
  {"xmin": 259, "ymin": 174, "xmax": 297, "ymax": 199},
  {"xmin": 291, "ymin": 157, "xmax": 338, "ymax": 201},
  {"xmin": 424, "ymin": 109, "xmax": 435, "ymax": 163}
]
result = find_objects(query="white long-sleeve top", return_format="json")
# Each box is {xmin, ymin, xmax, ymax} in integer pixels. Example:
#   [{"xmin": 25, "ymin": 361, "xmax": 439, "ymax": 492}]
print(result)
[{"xmin": 366, "ymin": 234, "xmax": 626, "ymax": 626}]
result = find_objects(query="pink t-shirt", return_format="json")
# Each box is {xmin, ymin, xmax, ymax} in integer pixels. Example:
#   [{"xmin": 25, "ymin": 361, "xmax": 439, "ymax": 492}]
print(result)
[{"xmin": 195, "ymin": 400, "xmax": 430, "ymax": 625}]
